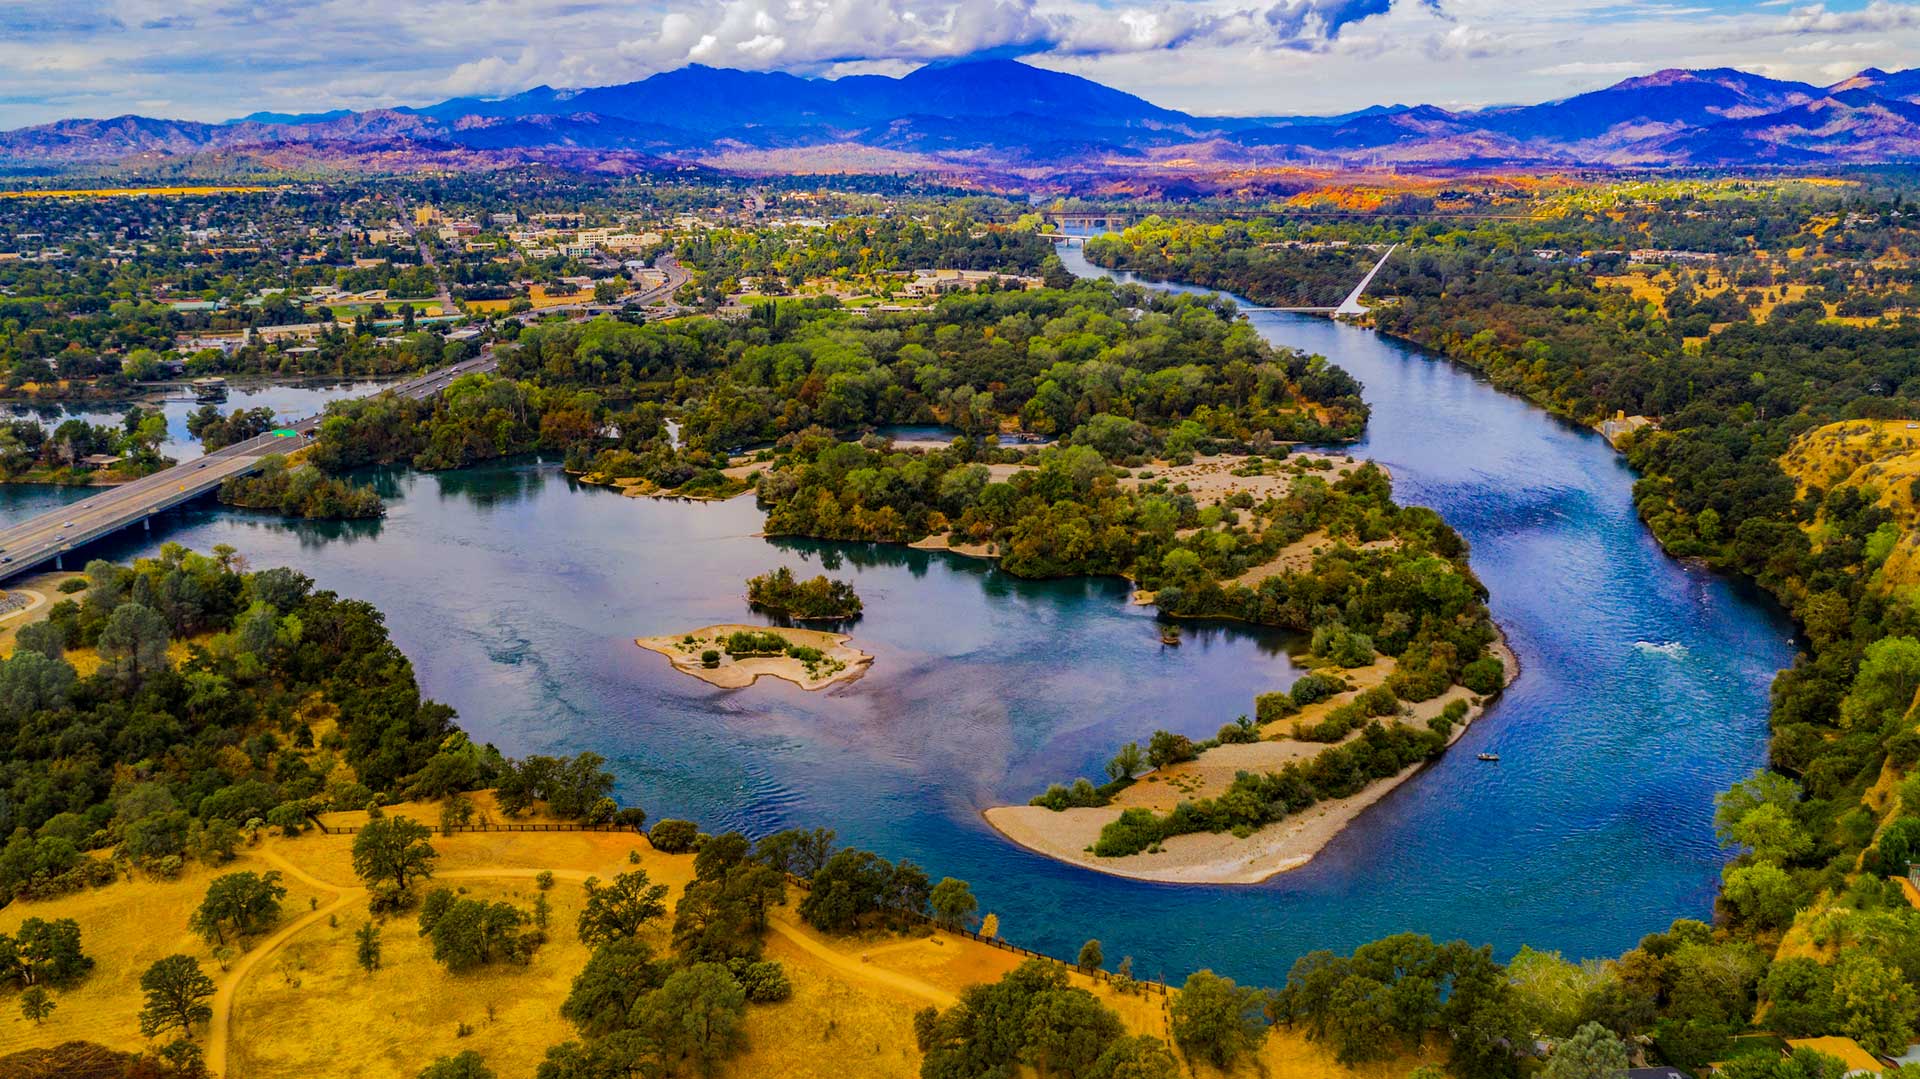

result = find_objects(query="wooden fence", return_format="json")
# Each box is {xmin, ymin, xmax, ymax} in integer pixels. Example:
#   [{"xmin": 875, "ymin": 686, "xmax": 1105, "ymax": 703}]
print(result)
[
  {"xmin": 781, "ymin": 872, "xmax": 1171, "ymax": 998},
  {"xmin": 309, "ymin": 819, "xmax": 643, "ymax": 837}
]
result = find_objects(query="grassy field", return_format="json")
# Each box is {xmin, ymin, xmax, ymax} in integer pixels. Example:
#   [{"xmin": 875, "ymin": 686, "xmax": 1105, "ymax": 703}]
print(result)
[{"xmin": 0, "ymin": 817, "xmax": 1434, "ymax": 1079}]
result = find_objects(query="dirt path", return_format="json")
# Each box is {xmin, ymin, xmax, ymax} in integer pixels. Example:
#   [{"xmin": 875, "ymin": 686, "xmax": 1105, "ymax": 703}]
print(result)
[
  {"xmin": 208, "ymin": 856, "xmax": 954, "ymax": 1075},
  {"xmin": 204, "ymin": 860, "xmax": 602, "ymax": 1077},
  {"xmin": 766, "ymin": 917, "xmax": 957, "ymax": 1007},
  {"xmin": 205, "ymin": 886, "xmax": 362, "ymax": 1077}
]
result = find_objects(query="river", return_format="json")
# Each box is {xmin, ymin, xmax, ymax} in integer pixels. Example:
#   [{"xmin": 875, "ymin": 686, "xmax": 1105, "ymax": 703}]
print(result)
[{"xmin": 0, "ymin": 251, "xmax": 1793, "ymax": 987}]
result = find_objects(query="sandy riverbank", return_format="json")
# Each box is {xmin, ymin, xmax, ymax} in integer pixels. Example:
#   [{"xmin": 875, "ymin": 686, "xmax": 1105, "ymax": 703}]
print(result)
[
  {"xmin": 636, "ymin": 623, "xmax": 872, "ymax": 691},
  {"xmin": 985, "ymin": 628, "xmax": 1517, "ymax": 885}
]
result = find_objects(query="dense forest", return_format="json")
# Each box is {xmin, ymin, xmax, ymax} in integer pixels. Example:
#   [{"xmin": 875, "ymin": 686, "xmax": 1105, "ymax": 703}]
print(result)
[{"xmin": 0, "ymin": 546, "xmax": 462, "ymax": 900}]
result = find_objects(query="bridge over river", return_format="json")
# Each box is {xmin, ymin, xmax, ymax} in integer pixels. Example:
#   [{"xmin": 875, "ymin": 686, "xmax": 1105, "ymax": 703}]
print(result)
[{"xmin": 0, "ymin": 352, "xmax": 497, "ymax": 585}]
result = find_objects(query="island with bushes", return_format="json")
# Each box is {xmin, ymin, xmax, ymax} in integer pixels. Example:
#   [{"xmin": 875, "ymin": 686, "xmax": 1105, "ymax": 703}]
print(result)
[
  {"xmin": 744, "ymin": 567, "xmax": 862, "ymax": 621},
  {"xmin": 970, "ymin": 456, "xmax": 1514, "ymax": 883},
  {"xmin": 636, "ymin": 624, "xmax": 872, "ymax": 691},
  {"xmin": 217, "ymin": 455, "xmax": 385, "ymax": 519}
]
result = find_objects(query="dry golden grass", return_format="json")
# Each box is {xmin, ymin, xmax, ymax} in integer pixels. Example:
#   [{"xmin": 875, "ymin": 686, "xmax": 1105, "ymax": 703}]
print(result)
[
  {"xmin": 229, "ymin": 876, "xmax": 600, "ymax": 1079},
  {"xmin": 1779, "ymin": 419, "xmax": 1920, "ymax": 595},
  {"xmin": 0, "ymin": 824, "xmax": 1429, "ymax": 1079},
  {"xmin": 0, "ymin": 849, "xmax": 325, "ymax": 1058}
]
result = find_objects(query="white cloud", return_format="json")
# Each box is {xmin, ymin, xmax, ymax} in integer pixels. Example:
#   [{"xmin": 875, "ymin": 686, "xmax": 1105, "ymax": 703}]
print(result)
[{"xmin": 1, "ymin": 0, "xmax": 1920, "ymax": 128}]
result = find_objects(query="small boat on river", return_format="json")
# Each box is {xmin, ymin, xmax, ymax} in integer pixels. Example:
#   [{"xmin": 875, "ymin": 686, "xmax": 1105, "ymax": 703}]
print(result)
[{"xmin": 1477, "ymin": 753, "xmax": 1501, "ymax": 762}]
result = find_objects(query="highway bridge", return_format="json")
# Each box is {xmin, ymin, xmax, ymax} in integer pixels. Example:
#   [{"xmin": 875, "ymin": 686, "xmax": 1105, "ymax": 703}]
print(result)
[{"xmin": 0, "ymin": 351, "xmax": 497, "ymax": 586}]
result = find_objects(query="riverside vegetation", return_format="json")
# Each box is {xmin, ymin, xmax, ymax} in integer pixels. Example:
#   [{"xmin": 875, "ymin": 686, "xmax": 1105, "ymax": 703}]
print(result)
[
  {"xmin": 1086, "ymin": 183, "xmax": 1920, "ymax": 1070},
  {"xmin": 743, "ymin": 567, "xmax": 863, "ymax": 620}
]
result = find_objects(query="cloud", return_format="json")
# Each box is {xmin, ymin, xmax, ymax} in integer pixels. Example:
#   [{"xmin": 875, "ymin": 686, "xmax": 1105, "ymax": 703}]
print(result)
[{"xmin": 3, "ymin": 0, "xmax": 1920, "ymax": 128}]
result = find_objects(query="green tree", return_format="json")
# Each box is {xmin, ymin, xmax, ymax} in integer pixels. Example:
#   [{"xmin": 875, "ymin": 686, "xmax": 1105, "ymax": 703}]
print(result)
[
  {"xmin": 1541, "ymin": 1021, "xmax": 1629, "ymax": 1079},
  {"xmin": 1832, "ymin": 952, "xmax": 1917, "ymax": 1055},
  {"xmin": 420, "ymin": 892, "xmax": 530, "ymax": 971},
  {"xmin": 350, "ymin": 815, "xmax": 438, "ymax": 892},
  {"xmin": 1721, "ymin": 862, "xmax": 1800, "ymax": 930},
  {"xmin": 1087, "ymin": 1035, "xmax": 1179, "ymax": 1079},
  {"xmin": 1024, "ymin": 987, "xmax": 1125, "ymax": 1077},
  {"xmin": 642, "ymin": 962, "xmax": 748, "ymax": 1077},
  {"xmin": 929, "ymin": 877, "xmax": 978, "ymax": 930},
  {"xmin": 576, "ymin": 870, "xmax": 669, "ymax": 945},
  {"xmin": 98, "ymin": 602, "xmax": 170, "ymax": 682},
  {"xmin": 355, "ymin": 922, "xmax": 382, "ymax": 973},
  {"xmin": 138, "ymin": 955, "xmax": 215, "ymax": 1039},
  {"xmin": 13, "ymin": 918, "xmax": 91, "ymax": 987},
  {"xmin": 18, "ymin": 986, "xmax": 53, "ymax": 1025},
  {"xmin": 190, "ymin": 870, "xmax": 287, "ymax": 944},
  {"xmin": 562, "ymin": 939, "xmax": 670, "ymax": 1037},
  {"xmin": 418, "ymin": 1050, "xmax": 495, "ymax": 1079},
  {"xmin": 1105, "ymin": 742, "xmax": 1145, "ymax": 782},
  {"xmin": 1078, "ymin": 938, "xmax": 1104, "ymax": 974},
  {"xmin": 1170, "ymin": 969, "xmax": 1267, "ymax": 1069}
]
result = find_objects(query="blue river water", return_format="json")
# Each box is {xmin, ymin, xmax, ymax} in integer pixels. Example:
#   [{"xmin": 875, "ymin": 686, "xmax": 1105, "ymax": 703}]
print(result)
[{"xmin": 0, "ymin": 249, "xmax": 1794, "ymax": 987}]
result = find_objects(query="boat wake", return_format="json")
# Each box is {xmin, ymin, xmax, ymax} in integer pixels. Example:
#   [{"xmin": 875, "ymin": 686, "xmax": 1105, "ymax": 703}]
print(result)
[{"xmin": 1632, "ymin": 640, "xmax": 1690, "ymax": 659}]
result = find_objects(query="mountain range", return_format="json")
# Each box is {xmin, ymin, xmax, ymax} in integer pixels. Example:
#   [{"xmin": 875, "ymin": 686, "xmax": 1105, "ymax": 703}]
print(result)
[{"xmin": 7, "ymin": 59, "xmax": 1920, "ymax": 179}]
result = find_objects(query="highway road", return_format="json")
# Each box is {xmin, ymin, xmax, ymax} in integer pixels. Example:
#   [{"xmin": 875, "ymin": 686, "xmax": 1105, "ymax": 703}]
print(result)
[{"xmin": 0, "ymin": 351, "xmax": 496, "ymax": 585}]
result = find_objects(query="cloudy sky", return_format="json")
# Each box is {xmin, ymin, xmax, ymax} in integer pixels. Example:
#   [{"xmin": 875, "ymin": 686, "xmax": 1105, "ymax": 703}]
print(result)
[{"xmin": 2, "ymin": 0, "xmax": 1918, "ymax": 129}]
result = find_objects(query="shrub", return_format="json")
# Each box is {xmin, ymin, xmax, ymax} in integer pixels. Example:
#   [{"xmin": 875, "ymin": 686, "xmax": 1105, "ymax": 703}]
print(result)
[
  {"xmin": 1255, "ymin": 691, "xmax": 1299, "ymax": 724},
  {"xmin": 1216, "ymin": 715, "xmax": 1260, "ymax": 745},
  {"xmin": 727, "ymin": 958, "xmax": 792, "ymax": 1003},
  {"xmin": 700, "ymin": 650, "xmax": 721, "ymax": 668},
  {"xmin": 1356, "ymin": 685, "xmax": 1399, "ymax": 717},
  {"xmin": 1094, "ymin": 809, "xmax": 1164, "ymax": 858},
  {"xmin": 1461, "ymin": 655, "xmax": 1505, "ymax": 694},
  {"xmin": 1146, "ymin": 730, "xmax": 1197, "ymax": 769},
  {"xmin": 56, "ymin": 578, "xmax": 88, "ymax": 594},
  {"xmin": 649, "ymin": 819, "xmax": 698, "ymax": 854},
  {"xmin": 1031, "ymin": 780, "xmax": 1107, "ymax": 811},
  {"xmin": 1289, "ymin": 672, "xmax": 1345, "ymax": 706}
]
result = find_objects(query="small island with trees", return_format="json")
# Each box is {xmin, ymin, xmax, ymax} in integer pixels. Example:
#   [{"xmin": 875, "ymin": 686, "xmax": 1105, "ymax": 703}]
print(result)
[
  {"xmin": 744, "ymin": 567, "xmax": 863, "ymax": 621},
  {"xmin": 217, "ymin": 456, "xmax": 386, "ymax": 519},
  {"xmin": 636, "ymin": 624, "xmax": 872, "ymax": 691}
]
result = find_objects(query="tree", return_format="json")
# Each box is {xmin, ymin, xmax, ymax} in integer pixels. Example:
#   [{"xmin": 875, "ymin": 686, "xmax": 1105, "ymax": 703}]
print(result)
[
  {"xmin": 351, "ymin": 816, "xmax": 438, "ymax": 892},
  {"xmin": 1106, "ymin": 742, "xmax": 1145, "ymax": 782},
  {"xmin": 418, "ymin": 1050, "xmax": 495, "ymax": 1079},
  {"xmin": 577, "ymin": 870, "xmax": 669, "ymax": 945},
  {"xmin": 562, "ymin": 939, "xmax": 669, "ymax": 1037},
  {"xmin": 1078, "ymin": 939, "xmax": 1105, "ymax": 974},
  {"xmin": 643, "ymin": 963, "xmax": 748, "ymax": 1077},
  {"xmin": 1721, "ymin": 862, "xmax": 1800, "ymax": 930},
  {"xmin": 1088, "ymin": 1035, "xmax": 1179, "ymax": 1079},
  {"xmin": 1171, "ymin": 970, "xmax": 1267, "ymax": 1069},
  {"xmin": 1832, "ymin": 952, "xmax": 1917, "ymax": 1055},
  {"xmin": 752, "ymin": 827, "xmax": 835, "ymax": 878},
  {"xmin": 1025, "ymin": 987, "xmax": 1125, "ymax": 1076},
  {"xmin": 12, "ymin": 918, "xmax": 91, "ymax": 987},
  {"xmin": 929, "ymin": 877, "xmax": 978, "ymax": 930},
  {"xmin": 98, "ymin": 602, "xmax": 170, "ymax": 682},
  {"xmin": 420, "ymin": 891, "xmax": 532, "ymax": 971},
  {"xmin": 139, "ymin": 955, "xmax": 215, "ymax": 1039},
  {"xmin": 1542, "ymin": 1021, "xmax": 1629, "ymax": 1079},
  {"xmin": 190, "ymin": 870, "xmax": 287, "ymax": 944},
  {"xmin": 19, "ymin": 986, "xmax": 54, "ymax": 1025},
  {"xmin": 355, "ymin": 922, "xmax": 382, "ymax": 973}
]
